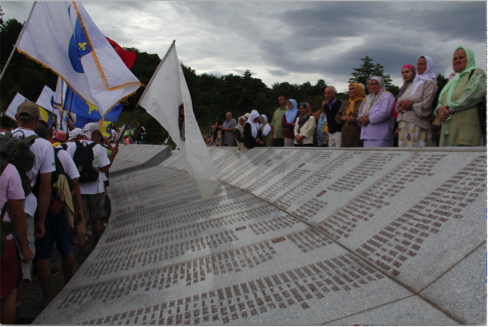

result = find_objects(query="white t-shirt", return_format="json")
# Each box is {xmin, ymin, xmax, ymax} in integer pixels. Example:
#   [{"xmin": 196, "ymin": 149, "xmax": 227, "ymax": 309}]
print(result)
[
  {"xmin": 0, "ymin": 164, "xmax": 25, "ymax": 240},
  {"xmin": 66, "ymin": 140, "xmax": 110, "ymax": 194},
  {"xmin": 8, "ymin": 128, "xmax": 56, "ymax": 217},
  {"xmin": 55, "ymin": 146, "xmax": 80, "ymax": 180}
]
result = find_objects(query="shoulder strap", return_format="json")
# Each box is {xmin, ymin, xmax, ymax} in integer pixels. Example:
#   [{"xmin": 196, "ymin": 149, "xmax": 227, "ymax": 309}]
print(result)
[
  {"xmin": 87, "ymin": 142, "xmax": 97, "ymax": 150},
  {"xmin": 0, "ymin": 158, "xmax": 8, "ymax": 176}
]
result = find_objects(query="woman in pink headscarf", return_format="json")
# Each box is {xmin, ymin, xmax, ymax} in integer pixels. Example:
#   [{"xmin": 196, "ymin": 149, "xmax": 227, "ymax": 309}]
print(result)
[{"xmin": 396, "ymin": 55, "xmax": 438, "ymax": 147}]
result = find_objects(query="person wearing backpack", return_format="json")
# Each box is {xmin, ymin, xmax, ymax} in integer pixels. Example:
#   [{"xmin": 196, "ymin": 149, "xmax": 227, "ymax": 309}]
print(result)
[
  {"xmin": 66, "ymin": 122, "xmax": 118, "ymax": 252},
  {"xmin": 3, "ymin": 102, "xmax": 55, "ymax": 318},
  {"xmin": 33, "ymin": 124, "xmax": 83, "ymax": 309},
  {"xmin": 0, "ymin": 163, "xmax": 34, "ymax": 324}
]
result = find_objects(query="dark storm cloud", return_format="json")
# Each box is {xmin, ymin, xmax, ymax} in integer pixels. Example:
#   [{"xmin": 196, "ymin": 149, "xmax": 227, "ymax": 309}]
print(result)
[{"xmin": 1, "ymin": 1, "xmax": 485, "ymax": 90}]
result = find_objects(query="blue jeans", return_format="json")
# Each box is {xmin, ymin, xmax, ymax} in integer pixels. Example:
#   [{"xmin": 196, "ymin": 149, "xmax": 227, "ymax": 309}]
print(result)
[{"xmin": 137, "ymin": 140, "xmax": 144, "ymax": 144}]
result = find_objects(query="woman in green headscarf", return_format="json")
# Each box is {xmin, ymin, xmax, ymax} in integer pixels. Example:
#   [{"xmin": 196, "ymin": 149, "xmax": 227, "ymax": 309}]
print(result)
[{"xmin": 434, "ymin": 46, "xmax": 486, "ymax": 146}]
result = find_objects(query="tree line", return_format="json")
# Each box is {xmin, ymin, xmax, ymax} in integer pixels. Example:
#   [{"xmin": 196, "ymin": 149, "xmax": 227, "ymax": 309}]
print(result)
[{"xmin": 0, "ymin": 15, "xmax": 447, "ymax": 144}]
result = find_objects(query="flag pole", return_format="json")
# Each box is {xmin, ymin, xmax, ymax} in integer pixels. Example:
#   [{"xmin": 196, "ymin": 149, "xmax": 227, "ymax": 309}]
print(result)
[
  {"xmin": 0, "ymin": 2, "xmax": 37, "ymax": 82},
  {"xmin": 115, "ymin": 40, "xmax": 176, "ymax": 147}
]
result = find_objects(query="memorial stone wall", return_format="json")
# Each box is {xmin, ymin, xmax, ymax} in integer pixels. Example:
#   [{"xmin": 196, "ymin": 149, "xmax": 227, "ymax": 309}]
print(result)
[
  {"xmin": 34, "ymin": 147, "xmax": 486, "ymax": 325},
  {"xmin": 109, "ymin": 144, "xmax": 172, "ymax": 177}
]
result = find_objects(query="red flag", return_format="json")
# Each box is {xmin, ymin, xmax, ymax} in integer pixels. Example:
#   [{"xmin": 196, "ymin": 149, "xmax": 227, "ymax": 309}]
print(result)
[{"xmin": 106, "ymin": 37, "xmax": 136, "ymax": 69}]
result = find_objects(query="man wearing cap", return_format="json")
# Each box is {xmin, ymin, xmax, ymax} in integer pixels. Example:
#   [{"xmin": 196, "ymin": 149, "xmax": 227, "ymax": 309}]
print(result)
[
  {"xmin": 8, "ymin": 102, "xmax": 55, "ymax": 314},
  {"xmin": 66, "ymin": 123, "xmax": 118, "ymax": 253}
]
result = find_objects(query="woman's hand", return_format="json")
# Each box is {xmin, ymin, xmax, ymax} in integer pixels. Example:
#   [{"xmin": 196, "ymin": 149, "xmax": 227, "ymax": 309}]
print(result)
[
  {"xmin": 359, "ymin": 115, "xmax": 369, "ymax": 126},
  {"xmin": 400, "ymin": 100, "xmax": 414, "ymax": 110},
  {"xmin": 438, "ymin": 106, "xmax": 451, "ymax": 122}
]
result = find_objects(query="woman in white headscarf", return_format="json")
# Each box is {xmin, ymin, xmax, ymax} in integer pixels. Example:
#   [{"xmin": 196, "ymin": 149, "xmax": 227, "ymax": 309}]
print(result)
[
  {"xmin": 244, "ymin": 110, "xmax": 264, "ymax": 149},
  {"xmin": 259, "ymin": 114, "xmax": 272, "ymax": 147},
  {"xmin": 358, "ymin": 76, "xmax": 395, "ymax": 147},
  {"xmin": 396, "ymin": 55, "xmax": 438, "ymax": 147},
  {"xmin": 234, "ymin": 116, "xmax": 246, "ymax": 150}
]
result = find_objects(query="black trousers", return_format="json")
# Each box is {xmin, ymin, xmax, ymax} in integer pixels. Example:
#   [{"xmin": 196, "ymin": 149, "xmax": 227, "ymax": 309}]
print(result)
[{"xmin": 272, "ymin": 138, "xmax": 284, "ymax": 147}]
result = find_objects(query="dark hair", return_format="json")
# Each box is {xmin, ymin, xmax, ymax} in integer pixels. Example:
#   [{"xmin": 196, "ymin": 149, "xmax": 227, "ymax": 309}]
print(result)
[
  {"xmin": 213, "ymin": 120, "xmax": 223, "ymax": 140},
  {"xmin": 0, "ymin": 116, "xmax": 11, "ymax": 129},
  {"xmin": 38, "ymin": 120, "xmax": 48, "ymax": 128},
  {"xmin": 278, "ymin": 94, "xmax": 288, "ymax": 100},
  {"xmin": 34, "ymin": 124, "xmax": 48, "ymax": 140}
]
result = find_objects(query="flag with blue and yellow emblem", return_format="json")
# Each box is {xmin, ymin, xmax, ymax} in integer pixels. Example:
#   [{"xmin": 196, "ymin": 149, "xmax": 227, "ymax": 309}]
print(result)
[{"xmin": 16, "ymin": 1, "xmax": 141, "ymax": 118}]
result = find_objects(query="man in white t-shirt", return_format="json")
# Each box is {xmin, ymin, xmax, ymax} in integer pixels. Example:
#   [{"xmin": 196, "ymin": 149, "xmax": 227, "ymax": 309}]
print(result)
[
  {"xmin": 9, "ymin": 102, "xmax": 55, "ymax": 312},
  {"xmin": 33, "ymin": 123, "xmax": 83, "ymax": 308},
  {"xmin": 66, "ymin": 123, "xmax": 118, "ymax": 250}
]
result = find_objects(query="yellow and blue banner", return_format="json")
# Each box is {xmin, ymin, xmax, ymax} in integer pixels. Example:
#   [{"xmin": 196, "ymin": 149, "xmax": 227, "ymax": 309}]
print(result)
[
  {"xmin": 64, "ymin": 85, "xmax": 123, "ymax": 122},
  {"xmin": 16, "ymin": 2, "xmax": 140, "ymax": 117},
  {"xmin": 38, "ymin": 106, "xmax": 52, "ymax": 125}
]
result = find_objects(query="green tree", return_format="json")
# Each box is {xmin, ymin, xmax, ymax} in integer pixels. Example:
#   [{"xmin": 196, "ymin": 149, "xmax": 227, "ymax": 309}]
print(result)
[
  {"xmin": 1, "ymin": 18, "xmax": 58, "ymax": 110},
  {"xmin": 348, "ymin": 56, "xmax": 393, "ymax": 92},
  {"xmin": 0, "ymin": 6, "xmax": 4, "ymax": 28}
]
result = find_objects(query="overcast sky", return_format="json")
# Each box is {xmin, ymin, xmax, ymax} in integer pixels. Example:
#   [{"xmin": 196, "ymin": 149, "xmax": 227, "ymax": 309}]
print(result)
[{"xmin": 2, "ymin": 1, "xmax": 486, "ymax": 92}]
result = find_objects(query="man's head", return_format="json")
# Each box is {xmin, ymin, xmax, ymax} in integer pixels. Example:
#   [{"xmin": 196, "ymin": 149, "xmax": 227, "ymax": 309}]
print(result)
[
  {"xmin": 0, "ymin": 116, "xmax": 11, "ymax": 131},
  {"xmin": 82, "ymin": 122, "xmax": 101, "ymax": 143},
  {"xmin": 225, "ymin": 112, "xmax": 232, "ymax": 121},
  {"xmin": 68, "ymin": 128, "xmax": 84, "ymax": 142},
  {"xmin": 321, "ymin": 100, "xmax": 327, "ymax": 112},
  {"xmin": 15, "ymin": 101, "xmax": 40, "ymax": 130},
  {"xmin": 54, "ymin": 131, "xmax": 67, "ymax": 143},
  {"xmin": 278, "ymin": 94, "xmax": 287, "ymax": 108},
  {"xmin": 137, "ymin": 121, "xmax": 141, "ymax": 128},
  {"xmin": 34, "ymin": 123, "xmax": 48, "ymax": 140},
  {"xmin": 324, "ymin": 86, "xmax": 337, "ymax": 102},
  {"xmin": 38, "ymin": 120, "xmax": 53, "ymax": 141}
]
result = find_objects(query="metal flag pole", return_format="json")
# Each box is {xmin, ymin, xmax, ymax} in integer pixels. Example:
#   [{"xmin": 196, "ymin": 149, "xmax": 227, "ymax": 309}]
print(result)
[
  {"xmin": 0, "ymin": 2, "xmax": 37, "ymax": 82},
  {"xmin": 115, "ymin": 40, "xmax": 176, "ymax": 146}
]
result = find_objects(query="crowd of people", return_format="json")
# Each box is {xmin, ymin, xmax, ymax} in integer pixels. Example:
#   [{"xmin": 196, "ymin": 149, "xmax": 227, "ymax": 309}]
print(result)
[
  {"xmin": 206, "ymin": 46, "xmax": 486, "ymax": 149},
  {"xmin": 0, "ymin": 102, "xmax": 119, "ymax": 323},
  {"xmin": 0, "ymin": 45, "xmax": 485, "ymax": 324},
  {"xmin": 109, "ymin": 121, "xmax": 146, "ymax": 145}
]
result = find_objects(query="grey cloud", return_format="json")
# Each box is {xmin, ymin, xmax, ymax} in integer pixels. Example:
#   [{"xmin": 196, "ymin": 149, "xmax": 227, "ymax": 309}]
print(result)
[{"xmin": 267, "ymin": 69, "xmax": 289, "ymax": 77}]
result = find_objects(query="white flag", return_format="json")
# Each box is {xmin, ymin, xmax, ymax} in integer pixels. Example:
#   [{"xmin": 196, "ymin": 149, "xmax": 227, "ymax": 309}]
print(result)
[
  {"xmin": 36, "ymin": 85, "xmax": 55, "ymax": 113},
  {"xmin": 139, "ymin": 42, "xmax": 219, "ymax": 200},
  {"xmin": 5, "ymin": 93, "xmax": 29, "ymax": 120},
  {"xmin": 52, "ymin": 77, "xmax": 68, "ymax": 131},
  {"xmin": 16, "ymin": 1, "xmax": 141, "ymax": 118}
]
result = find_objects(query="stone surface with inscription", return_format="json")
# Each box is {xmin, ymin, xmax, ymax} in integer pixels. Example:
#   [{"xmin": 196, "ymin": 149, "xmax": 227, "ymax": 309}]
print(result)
[
  {"xmin": 110, "ymin": 144, "xmax": 172, "ymax": 177},
  {"xmin": 34, "ymin": 147, "xmax": 486, "ymax": 325}
]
